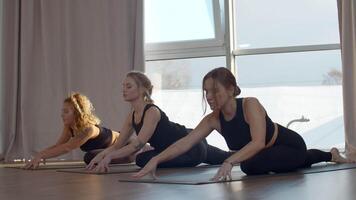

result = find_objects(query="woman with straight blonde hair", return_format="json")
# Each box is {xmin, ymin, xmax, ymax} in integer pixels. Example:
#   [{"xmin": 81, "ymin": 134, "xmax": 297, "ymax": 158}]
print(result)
[{"xmin": 87, "ymin": 71, "xmax": 229, "ymax": 173}]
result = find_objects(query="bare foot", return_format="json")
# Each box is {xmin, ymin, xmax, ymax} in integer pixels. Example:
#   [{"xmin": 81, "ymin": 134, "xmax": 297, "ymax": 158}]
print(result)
[{"xmin": 330, "ymin": 148, "xmax": 352, "ymax": 163}]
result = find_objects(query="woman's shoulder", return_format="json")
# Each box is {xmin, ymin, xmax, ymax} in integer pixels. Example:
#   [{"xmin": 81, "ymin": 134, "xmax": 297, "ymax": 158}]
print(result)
[
  {"xmin": 242, "ymin": 97, "xmax": 266, "ymax": 122},
  {"xmin": 145, "ymin": 103, "xmax": 160, "ymax": 112},
  {"xmin": 195, "ymin": 112, "xmax": 220, "ymax": 131},
  {"xmin": 243, "ymin": 96, "xmax": 259, "ymax": 102},
  {"xmin": 144, "ymin": 104, "xmax": 161, "ymax": 120},
  {"xmin": 72, "ymin": 124, "xmax": 97, "ymax": 138},
  {"xmin": 62, "ymin": 125, "xmax": 74, "ymax": 137},
  {"xmin": 145, "ymin": 103, "xmax": 161, "ymax": 111},
  {"xmin": 204, "ymin": 111, "xmax": 220, "ymax": 124},
  {"xmin": 242, "ymin": 97, "xmax": 262, "ymax": 109}
]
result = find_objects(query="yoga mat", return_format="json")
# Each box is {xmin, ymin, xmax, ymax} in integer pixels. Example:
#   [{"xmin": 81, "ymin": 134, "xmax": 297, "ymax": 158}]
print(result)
[
  {"xmin": 4, "ymin": 161, "xmax": 86, "ymax": 170},
  {"xmin": 57, "ymin": 163, "xmax": 216, "ymax": 175},
  {"xmin": 57, "ymin": 163, "xmax": 140, "ymax": 174},
  {"xmin": 118, "ymin": 163, "xmax": 356, "ymax": 185},
  {"xmin": 297, "ymin": 162, "xmax": 356, "ymax": 174}
]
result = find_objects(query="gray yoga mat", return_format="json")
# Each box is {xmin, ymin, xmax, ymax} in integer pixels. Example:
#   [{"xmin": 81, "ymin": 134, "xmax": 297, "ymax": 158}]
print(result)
[
  {"xmin": 5, "ymin": 162, "xmax": 86, "ymax": 170},
  {"xmin": 57, "ymin": 163, "xmax": 140, "ymax": 174},
  {"xmin": 56, "ymin": 163, "xmax": 216, "ymax": 175},
  {"xmin": 118, "ymin": 163, "xmax": 356, "ymax": 185}
]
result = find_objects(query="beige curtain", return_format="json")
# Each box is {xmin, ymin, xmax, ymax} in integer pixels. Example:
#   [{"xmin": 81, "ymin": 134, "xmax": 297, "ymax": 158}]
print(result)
[
  {"xmin": 337, "ymin": 0, "xmax": 356, "ymax": 160},
  {"xmin": 1, "ymin": 0, "xmax": 144, "ymax": 161}
]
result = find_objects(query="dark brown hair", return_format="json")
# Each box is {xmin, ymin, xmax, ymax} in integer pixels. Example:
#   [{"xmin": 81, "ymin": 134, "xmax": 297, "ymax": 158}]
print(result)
[{"xmin": 202, "ymin": 67, "xmax": 241, "ymax": 113}]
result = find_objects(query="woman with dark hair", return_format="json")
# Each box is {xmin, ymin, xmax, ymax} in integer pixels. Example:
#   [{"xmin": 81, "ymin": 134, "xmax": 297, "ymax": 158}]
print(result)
[{"xmin": 134, "ymin": 67, "xmax": 351, "ymax": 180}]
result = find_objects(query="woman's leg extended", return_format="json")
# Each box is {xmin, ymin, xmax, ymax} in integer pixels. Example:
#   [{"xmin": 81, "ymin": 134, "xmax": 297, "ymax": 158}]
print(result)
[
  {"xmin": 136, "ymin": 140, "xmax": 207, "ymax": 168},
  {"xmin": 303, "ymin": 149, "xmax": 332, "ymax": 167},
  {"xmin": 83, "ymin": 149, "xmax": 134, "ymax": 165},
  {"xmin": 303, "ymin": 147, "xmax": 352, "ymax": 167},
  {"xmin": 205, "ymin": 144, "xmax": 234, "ymax": 165}
]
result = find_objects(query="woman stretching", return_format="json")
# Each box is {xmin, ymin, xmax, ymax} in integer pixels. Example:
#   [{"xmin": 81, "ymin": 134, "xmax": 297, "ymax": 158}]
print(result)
[
  {"xmin": 134, "ymin": 67, "xmax": 351, "ymax": 180},
  {"xmin": 24, "ymin": 93, "xmax": 139, "ymax": 169},
  {"xmin": 87, "ymin": 71, "xmax": 229, "ymax": 172}
]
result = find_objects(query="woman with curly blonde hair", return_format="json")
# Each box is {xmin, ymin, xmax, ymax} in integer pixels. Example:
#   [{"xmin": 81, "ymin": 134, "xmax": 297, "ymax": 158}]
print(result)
[{"xmin": 24, "ymin": 93, "xmax": 143, "ymax": 169}]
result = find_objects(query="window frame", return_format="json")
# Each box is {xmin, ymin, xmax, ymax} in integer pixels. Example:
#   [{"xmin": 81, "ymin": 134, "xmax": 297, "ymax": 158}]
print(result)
[
  {"xmin": 227, "ymin": 0, "xmax": 343, "ymax": 149},
  {"xmin": 226, "ymin": 0, "xmax": 341, "ymax": 71},
  {"xmin": 145, "ymin": 0, "xmax": 226, "ymax": 61}
]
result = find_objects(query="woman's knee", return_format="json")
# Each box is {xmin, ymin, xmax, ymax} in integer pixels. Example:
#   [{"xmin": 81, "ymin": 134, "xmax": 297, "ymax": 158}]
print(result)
[
  {"xmin": 240, "ymin": 160, "xmax": 267, "ymax": 175},
  {"xmin": 135, "ymin": 151, "xmax": 155, "ymax": 167},
  {"xmin": 83, "ymin": 152, "xmax": 96, "ymax": 164}
]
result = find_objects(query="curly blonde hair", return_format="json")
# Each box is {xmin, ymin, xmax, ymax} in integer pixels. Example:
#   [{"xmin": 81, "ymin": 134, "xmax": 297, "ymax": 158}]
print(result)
[{"xmin": 64, "ymin": 93, "xmax": 101, "ymax": 133}]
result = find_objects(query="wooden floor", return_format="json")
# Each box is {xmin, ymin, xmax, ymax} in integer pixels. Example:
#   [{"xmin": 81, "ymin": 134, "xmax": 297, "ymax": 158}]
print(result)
[{"xmin": 1, "ymin": 165, "xmax": 355, "ymax": 200}]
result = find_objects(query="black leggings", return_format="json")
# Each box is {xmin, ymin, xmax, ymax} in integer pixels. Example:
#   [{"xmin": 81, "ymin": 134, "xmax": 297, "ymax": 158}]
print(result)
[
  {"xmin": 83, "ymin": 149, "xmax": 134, "ymax": 165},
  {"xmin": 136, "ymin": 139, "xmax": 233, "ymax": 168},
  {"xmin": 239, "ymin": 124, "xmax": 332, "ymax": 175},
  {"xmin": 83, "ymin": 141, "xmax": 231, "ymax": 167}
]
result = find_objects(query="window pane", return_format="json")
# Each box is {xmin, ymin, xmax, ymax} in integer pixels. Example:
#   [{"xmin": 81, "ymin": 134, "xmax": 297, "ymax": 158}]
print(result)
[
  {"xmin": 145, "ymin": 0, "xmax": 216, "ymax": 43},
  {"xmin": 235, "ymin": 50, "xmax": 344, "ymax": 149},
  {"xmin": 146, "ymin": 57, "xmax": 229, "ymax": 150},
  {"xmin": 234, "ymin": 0, "xmax": 340, "ymax": 49},
  {"xmin": 237, "ymin": 51, "xmax": 342, "ymax": 87}
]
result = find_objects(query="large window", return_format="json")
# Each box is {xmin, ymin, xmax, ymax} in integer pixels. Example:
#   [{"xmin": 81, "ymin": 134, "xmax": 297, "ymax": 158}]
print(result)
[
  {"xmin": 144, "ymin": 0, "xmax": 344, "ymax": 150},
  {"xmin": 232, "ymin": 0, "xmax": 343, "ymax": 149},
  {"xmin": 146, "ymin": 57, "xmax": 229, "ymax": 150},
  {"xmin": 236, "ymin": 50, "xmax": 343, "ymax": 149},
  {"xmin": 144, "ymin": 0, "xmax": 228, "ymax": 149},
  {"xmin": 145, "ymin": 0, "xmax": 215, "ymax": 43},
  {"xmin": 234, "ymin": 0, "xmax": 340, "ymax": 49},
  {"xmin": 145, "ymin": 0, "xmax": 225, "ymax": 60}
]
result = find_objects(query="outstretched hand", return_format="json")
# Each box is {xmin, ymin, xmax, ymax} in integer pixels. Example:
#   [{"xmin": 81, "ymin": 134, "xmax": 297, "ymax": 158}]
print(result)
[
  {"xmin": 211, "ymin": 161, "xmax": 233, "ymax": 182},
  {"xmin": 132, "ymin": 158, "xmax": 158, "ymax": 179},
  {"xmin": 23, "ymin": 156, "xmax": 44, "ymax": 170},
  {"xmin": 86, "ymin": 153, "xmax": 105, "ymax": 170},
  {"xmin": 91, "ymin": 156, "xmax": 112, "ymax": 173}
]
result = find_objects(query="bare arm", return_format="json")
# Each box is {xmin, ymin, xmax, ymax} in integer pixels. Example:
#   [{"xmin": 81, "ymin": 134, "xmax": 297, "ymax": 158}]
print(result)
[
  {"xmin": 105, "ymin": 107, "xmax": 160, "ymax": 160},
  {"xmin": 133, "ymin": 113, "xmax": 218, "ymax": 178},
  {"xmin": 33, "ymin": 126, "xmax": 71, "ymax": 158},
  {"xmin": 96, "ymin": 113, "xmax": 135, "ymax": 157},
  {"xmin": 24, "ymin": 126, "xmax": 96, "ymax": 169},
  {"xmin": 86, "ymin": 113, "xmax": 137, "ymax": 170},
  {"xmin": 224, "ymin": 98, "xmax": 267, "ymax": 165},
  {"xmin": 38, "ymin": 127, "xmax": 95, "ymax": 159}
]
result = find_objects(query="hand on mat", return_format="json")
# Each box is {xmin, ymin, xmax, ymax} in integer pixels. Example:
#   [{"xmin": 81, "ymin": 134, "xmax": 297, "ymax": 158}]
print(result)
[
  {"xmin": 86, "ymin": 153, "xmax": 105, "ymax": 170},
  {"xmin": 132, "ymin": 158, "xmax": 158, "ymax": 179},
  {"xmin": 92, "ymin": 155, "xmax": 112, "ymax": 173},
  {"xmin": 211, "ymin": 161, "xmax": 233, "ymax": 181},
  {"xmin": 23, "ymin": 156, "xmax": 43, "ymax": 170}
]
